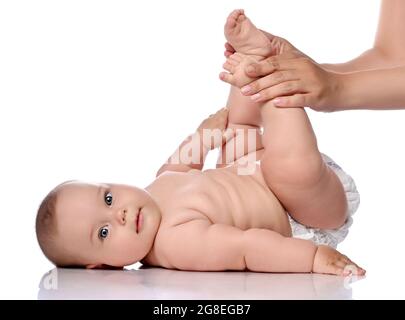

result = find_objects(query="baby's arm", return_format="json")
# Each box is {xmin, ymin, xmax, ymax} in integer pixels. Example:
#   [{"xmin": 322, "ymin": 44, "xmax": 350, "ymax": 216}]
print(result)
[
  {"xmin": 159, "ymin": 216, "xmax": 365, "ymax": 275},
  {"xmin": 156, "ymin": 108, "xmax": 229, "ymax": 177}
]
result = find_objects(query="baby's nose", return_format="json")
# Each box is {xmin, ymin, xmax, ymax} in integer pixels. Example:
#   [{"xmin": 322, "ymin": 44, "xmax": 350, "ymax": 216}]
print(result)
[{"xmin": 115, "ymin": 209, "xmax": 127, "ymax": 225}]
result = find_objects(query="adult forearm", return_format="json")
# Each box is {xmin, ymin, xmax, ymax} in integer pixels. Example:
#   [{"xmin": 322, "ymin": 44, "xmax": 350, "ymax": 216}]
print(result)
[
  {"xmin": 243, "ymin": 228, "xmax": 317, "ymax": 273},
  {"xmin": 334, "ymin": 66, "xmax": 405, "ymax": 110},
  {"xmin": 321, "ymin": 47, "xmax": 401, "ymax": 73}
]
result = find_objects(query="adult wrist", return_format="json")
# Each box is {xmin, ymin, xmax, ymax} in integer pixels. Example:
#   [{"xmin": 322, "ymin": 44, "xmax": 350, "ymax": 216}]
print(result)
[
  {"xmin": 330, "ymin": 72, "xmax": 360, "ymax": 111},
  {"xmin": 320, "ymin": 71, "xmax": 347, "ymax": 112}
]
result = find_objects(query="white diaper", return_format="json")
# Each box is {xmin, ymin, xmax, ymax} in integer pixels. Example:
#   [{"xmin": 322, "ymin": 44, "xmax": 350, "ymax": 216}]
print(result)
[{"xmin": 288, "ymin": 154, "xmax": 360, "ymax": 248}]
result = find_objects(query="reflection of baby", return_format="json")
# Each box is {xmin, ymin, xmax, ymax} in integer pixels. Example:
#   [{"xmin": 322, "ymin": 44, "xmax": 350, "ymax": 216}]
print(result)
[
  {"xmin": 36, "ymin": 9, "xmax": 365, "ymax": 276},
  {"xmin": 38, "ymin": 268, "xmax": 354, "ymax": 300}
]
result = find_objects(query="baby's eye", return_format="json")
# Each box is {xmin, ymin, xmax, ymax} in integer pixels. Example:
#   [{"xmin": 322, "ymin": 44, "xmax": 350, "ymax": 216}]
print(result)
[
  {"xmin": 104, "ymin": 191, "xmax": 113, "ymax": 206},
  {"xmin": 98, "ymin": 226, "xmax": 109, "ymax": 240}
]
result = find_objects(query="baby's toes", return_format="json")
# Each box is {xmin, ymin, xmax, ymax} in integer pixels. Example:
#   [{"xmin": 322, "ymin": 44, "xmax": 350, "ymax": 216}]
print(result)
[
  {"xmin": 230, "ymin": 9, "xmax": 244, "ymax": 22},
  {"xmin": 222, "ymin": 61, "xmax": 235, "ymax": 73},
  {"xmin": 225, "ymin": 13, "xmax": 237, "ymax": 29},
  {"xmin": 236, "ymin": 11, "xmax": 246, "ymax": 23},
  {"xmin": 225, "ymin": 9, "xmax": 243, "ymax": 31},
  {"xmin": 219, "ymin": 72, "xmax": 237, "ymax": 85},
  {"xmin": 227, "ymin": 57, "xmax": 240, "ymax": 66},
  {"xmin": 229, "ymin": 52, "xmax": 244, "ymax": 62}
]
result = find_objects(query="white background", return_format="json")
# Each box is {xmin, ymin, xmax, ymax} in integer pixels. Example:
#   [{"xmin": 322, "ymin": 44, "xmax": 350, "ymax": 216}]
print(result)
[{"xmin": 1, "ymin": 0, "xmax": 404, "ymax": 299}]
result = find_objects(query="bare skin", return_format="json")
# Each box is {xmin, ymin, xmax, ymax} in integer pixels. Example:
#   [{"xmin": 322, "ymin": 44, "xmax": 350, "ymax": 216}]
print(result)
[
  {"xmin": 217, "ymin": 9, "xmax": 266, "ymax": 169},
  {"xmin": 223, "ymin": 1, "xmax": 405, "ymax": 111},
  {"xmin": 224, "ymin": 9, "xmax": 272, "ymax": 58},
  {"xmin": 52, "ymin": 10, "xmax": 366, "ymax": 276}
]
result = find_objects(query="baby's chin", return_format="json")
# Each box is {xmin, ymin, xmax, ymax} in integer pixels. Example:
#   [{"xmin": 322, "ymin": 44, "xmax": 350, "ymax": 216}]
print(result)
[
  {"xmin": 105, "ymin": 244, "xmax": 152, "ymax": 267},
  {"xmin": 107, "ymin": 256, "xmax": 143, "ymax": 268}
]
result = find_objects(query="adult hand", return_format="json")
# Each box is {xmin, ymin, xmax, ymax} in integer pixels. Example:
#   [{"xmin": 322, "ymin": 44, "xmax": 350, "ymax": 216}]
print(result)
[
  {"xmin": 223, "ymin": 28, "xmax": 342, "ymax": 112},
  {"xmin": 240, "ymin": 55, "xmax": 343, "ymax": 112}
]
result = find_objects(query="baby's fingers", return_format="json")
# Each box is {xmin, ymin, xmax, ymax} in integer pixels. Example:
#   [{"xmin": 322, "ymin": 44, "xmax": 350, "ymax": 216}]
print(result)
[
  {"xmin": 215, "ymin": 107, "xmax": 228, "ymax": 115},
  {"xmin": 324, "ymin": 259, "xmax": 365, "ymax": 276},
  {"xmin": 343, "ymin": 264, "xmax": 366, "ymax": 276},
  {"xmin": 224, "ymin": 42, "xmax": 235, "ymax": 58},
  {"xmin": 342, "ymin": 258, "xmax": 366, "ymax": 276},
  {"xmin": 213, "ymin": 107, "xmax": 229, "ymax": 125}
]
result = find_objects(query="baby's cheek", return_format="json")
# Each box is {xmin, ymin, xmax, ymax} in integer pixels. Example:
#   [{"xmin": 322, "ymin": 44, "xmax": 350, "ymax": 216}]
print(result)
[
  {"xmin": 105, "ymin": 243, "xmax": 138, "ymax": 266},
  {"xmin": 107, "ymin": 233, "xmax": 144, "ymax": 265}
]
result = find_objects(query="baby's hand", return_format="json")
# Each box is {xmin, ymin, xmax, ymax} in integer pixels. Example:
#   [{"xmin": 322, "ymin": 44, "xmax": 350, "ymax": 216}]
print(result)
[
  {"xmin": 312, "ymin": 245, "xmax": 366, "ymax": 276},
  {"xmin": 197, "ymin": 107, "xmax": 233, "ymax": 150}
]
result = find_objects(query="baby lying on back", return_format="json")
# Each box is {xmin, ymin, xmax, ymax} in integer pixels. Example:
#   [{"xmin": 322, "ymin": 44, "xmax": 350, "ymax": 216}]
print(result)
[{"xmin": 36, "ymin": 9, "xmax": 365, "ymax": 276}]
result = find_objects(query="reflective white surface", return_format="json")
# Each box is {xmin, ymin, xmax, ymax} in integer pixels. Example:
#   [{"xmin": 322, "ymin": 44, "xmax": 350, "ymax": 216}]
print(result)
[{"xmin": 37, "ymin": 266, "xmax": 361, "ymax": 300}]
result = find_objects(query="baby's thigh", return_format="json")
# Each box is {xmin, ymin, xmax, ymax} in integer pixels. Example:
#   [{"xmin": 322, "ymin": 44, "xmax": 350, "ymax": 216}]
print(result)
[{"xmin": 259, "ymin": 152, "xmax": 348, "ymax": 229}]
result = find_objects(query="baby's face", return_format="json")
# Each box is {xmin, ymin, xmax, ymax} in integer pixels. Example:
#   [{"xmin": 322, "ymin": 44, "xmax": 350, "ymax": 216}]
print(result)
[{"xmin": 55, "ymin": 181, "xmax": 161, "ymax": 268}]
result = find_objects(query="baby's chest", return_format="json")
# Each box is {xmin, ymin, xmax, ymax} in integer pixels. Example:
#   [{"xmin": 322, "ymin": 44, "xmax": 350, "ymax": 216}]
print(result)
[{"xmin": 159, "ymin": 167, "xmax": 279, "ymax": 227}]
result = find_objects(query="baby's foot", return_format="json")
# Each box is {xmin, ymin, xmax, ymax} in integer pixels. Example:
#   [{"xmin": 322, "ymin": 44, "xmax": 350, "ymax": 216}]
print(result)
[
  {"xmin": 224, "ymin": 9, "xmax": 272, "ymax": 58},
  {"xmin": 220, "ymin": 52, "xmax": 259, "ymax": 88}
]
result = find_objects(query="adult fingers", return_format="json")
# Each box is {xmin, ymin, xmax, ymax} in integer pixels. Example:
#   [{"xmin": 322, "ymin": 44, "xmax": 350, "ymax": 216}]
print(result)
[
  {"xmin": 272, "ymin": 94, "xmax": 311, "ymax": 108},
  {"xmin": 240, "ymin": 70, "xmax": 299, "ymax": 96},
  {"xmin": 250, "ymin": 81, "xmax": 303, "ymax": 103},
  {"xmin": 245, "ymin": 53, "xmax": 301, "ymax": 77}
]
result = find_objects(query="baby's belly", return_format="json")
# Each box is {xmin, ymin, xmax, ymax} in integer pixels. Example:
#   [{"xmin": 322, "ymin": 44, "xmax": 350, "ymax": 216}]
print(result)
[{"xmin": 201, "ymin": 162, "xmax": 292, "ymax": 237}]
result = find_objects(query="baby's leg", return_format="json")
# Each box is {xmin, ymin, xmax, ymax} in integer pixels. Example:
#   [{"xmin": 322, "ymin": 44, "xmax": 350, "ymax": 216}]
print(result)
[
  {"xmin": 216, "ymin": 86, "xmax": 264, "ymax": 168},
  {"xmin": 260, "ymin": 102, "xmax": 348, "ymax": 229},
  {"xmin": 223, "ymin": 9, "xmax": 268, "ymax": 128},
  {"xmin": 223, "ymin": 53, "xmax": 348, "ymax": 229},
  {"xmin": 217, "ymin": 56, "xmax": 264, "ymax": 167},
  {"xmin": 227, "ymin": 86, "xmax": 262, "ymax": 127},
  {"xmin": 217, "ymin": 9, "xmax": 272, "ymax": 167}
]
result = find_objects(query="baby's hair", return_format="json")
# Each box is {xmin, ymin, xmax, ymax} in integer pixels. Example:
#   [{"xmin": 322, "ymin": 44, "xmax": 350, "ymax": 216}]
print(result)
[{"xmin": 35, "ymin": 180, "xmax": 83, "ymax": 268}]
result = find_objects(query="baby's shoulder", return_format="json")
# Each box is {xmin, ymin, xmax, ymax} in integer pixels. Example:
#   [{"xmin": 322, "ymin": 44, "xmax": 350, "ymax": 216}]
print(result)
[{"xmin": 144, "ymin": 214, "xmax": 211, "ymax": 268}]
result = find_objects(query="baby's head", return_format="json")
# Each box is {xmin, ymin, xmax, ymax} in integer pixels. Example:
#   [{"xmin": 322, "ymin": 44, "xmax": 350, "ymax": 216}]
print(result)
[{"xmin": 36, "ymin": 180, "xmax": 162, "ymax": 269}]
